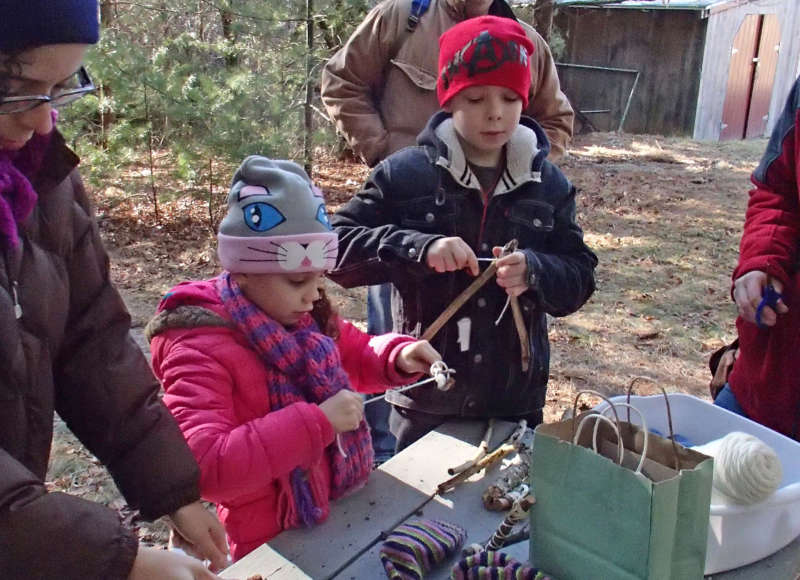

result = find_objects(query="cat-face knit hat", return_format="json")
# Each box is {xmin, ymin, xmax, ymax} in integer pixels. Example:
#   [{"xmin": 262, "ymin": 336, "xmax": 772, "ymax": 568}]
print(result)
[
  {"xmin": 0, "ymin": 0, "xmax": 100, "ymax": 52},
  {"xmin": 217, "ymin": 156, "xmax": 338, "ymax": 274},
  {"xmin": 437, "ymin": 15, "xmax": 534, "ymax": 108}
]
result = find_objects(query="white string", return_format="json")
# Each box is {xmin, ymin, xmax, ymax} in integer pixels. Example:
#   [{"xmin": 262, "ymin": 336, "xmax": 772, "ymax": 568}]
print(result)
[
  {"xmin": 363, "ymin": 361, "xmax": 455, "ymax": 406},
  {"xmin": 336, "ymin": 434, "xmax": 347, "ymax": 457},
  {"xmin": 494, "ymin": 296, "xmax": 511, "ymax": 326}
]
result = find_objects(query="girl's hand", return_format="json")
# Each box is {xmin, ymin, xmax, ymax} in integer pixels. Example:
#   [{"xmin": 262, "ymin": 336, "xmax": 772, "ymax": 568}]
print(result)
[
  {"xmin": 426, "ymin": 237, "xmax": 479, "ymax": 276},
  {"xmin": 396, "ymin": 340, "xmax": 442, "ymax": 375},
  {"xmin": 320, "ymin": 390, "xmax": 364, "ymax": 433},
  {"xmin": 493, "ymin": 248, "xmax": 528, "ymax": 297},
  {"xmin": 128, "ymin": 546, "xmax": 223, "ymax": 580},
  {"xmin": 167, "ymin": 502, "xmax": 229, "ymax": 573},
  {"xmin": 733, "ymin": 270, "xmax": 788, "ymax": 326}
]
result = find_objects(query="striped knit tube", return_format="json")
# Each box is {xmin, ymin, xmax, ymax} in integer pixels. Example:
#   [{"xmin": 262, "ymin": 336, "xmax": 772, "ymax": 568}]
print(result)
[
  {"xmin": 380, "ymin": 519, "xmax": 466, "ymax": 579},
  {"xmin": 449, "ymin": 550, "xmax": 553, "ymax": 580}
]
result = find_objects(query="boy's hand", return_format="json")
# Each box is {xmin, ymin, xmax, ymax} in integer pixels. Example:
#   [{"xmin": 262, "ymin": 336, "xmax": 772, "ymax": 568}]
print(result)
[
  {"xmin": 733, "ymin": 270, "xmax": 788, "ymax": 326},
  {"xmin": 396, "ymin": 340, "xmax": 442, "ymax": 375},
  {"xmin": 167, "ymin": 502, "xmax": 229, "ymax": 572},
  {"xmin": 128, "ymin": 546, "xmax": 224, "ymax": 579},
  {"xmin": 320, "ymin": 390, "xmax": 364, "ymax": 433},
  {"xmin": 493, "ymin": 247, "xmax": 529, "ymax": 297},
  {"xmin": 426, "ymin": 237, "xmax": 479, "ymax": 276}
]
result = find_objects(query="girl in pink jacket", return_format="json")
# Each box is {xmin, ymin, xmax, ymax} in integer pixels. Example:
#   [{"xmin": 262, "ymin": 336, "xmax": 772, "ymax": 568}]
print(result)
[{"xmin": 147, "ymin": 155, "xmax": 440, "ymax": 560}]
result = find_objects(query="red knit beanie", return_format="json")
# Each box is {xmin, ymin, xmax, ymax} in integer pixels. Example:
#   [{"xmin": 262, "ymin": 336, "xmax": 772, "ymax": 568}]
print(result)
[{"xmin": 437, "ymin": 15, "xmax": 534, "ymax": 108}]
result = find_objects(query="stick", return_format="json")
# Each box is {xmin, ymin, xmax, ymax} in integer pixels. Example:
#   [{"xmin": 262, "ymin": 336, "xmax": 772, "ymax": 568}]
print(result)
[
  {"xmin": 510, "ymin": 298, "xmax": 530, "ymax": 372},
  {"xmin": 498, "ymin": 240, "xmax": 530, "ymax": 373},
  {"xmin": 448, "ymin": 419, "xmax": 494, "ymax": 475},
  {"xmin": 437, "ymin": 442, "xmax": 517, "ymax": 494},
  {"xmin": 486, "ymin": 495, "xmax": 535, "ymax": 550},
  {"xmin": 420, "ymin": 262, "xmax": 498, "ymax": 341}
]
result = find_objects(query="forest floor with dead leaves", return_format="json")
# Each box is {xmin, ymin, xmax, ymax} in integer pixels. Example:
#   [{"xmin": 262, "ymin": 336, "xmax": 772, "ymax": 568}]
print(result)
[{"xmin": 47, "ymin": 132, "xmax": 766, "ymax": 549}]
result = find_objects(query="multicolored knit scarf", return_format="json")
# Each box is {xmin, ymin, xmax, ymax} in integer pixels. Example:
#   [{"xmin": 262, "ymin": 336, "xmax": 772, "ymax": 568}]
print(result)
[
  {"xmin": 0, "ymin": 113, "xmax": 55, "ymax": 249},
  {"xmin": 217, "ymin": 272, "xmax": 373, "ymax": 528}
]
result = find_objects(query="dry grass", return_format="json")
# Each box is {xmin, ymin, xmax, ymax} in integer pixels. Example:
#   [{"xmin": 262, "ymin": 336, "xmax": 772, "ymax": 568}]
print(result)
[{"xmin": 542, "ymin": 133, "xmax": 764, "ymax": 420}]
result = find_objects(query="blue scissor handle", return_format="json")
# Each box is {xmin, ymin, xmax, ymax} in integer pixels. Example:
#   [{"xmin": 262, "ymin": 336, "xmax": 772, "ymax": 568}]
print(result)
[{"xmin": 755, "ymin": 284, "xmax": 783, "ymax": 329}]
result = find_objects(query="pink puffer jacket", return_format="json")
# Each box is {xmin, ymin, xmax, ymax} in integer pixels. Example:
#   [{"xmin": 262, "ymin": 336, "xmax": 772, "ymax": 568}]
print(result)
[{"xmin": 147, "ymin": 279, "xmax": 417, "ymax": 559}]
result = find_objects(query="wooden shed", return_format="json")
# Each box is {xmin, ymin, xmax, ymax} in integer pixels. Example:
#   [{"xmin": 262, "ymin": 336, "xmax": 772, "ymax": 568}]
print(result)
[{"xmin": 551, "ymin": 0, "xmax": 800, "ymax": 139}]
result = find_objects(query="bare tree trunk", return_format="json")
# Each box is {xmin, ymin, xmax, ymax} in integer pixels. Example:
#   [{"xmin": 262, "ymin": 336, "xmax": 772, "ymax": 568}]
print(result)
[
  {"xmin": 207, "ymin": 157, "xmax": 218, "ymax": 233},
  {"xmin": 219, "ymin": 2, "xmax": 239, "ymax": 67},
  {"xmin": 533, "ymin": 0, "xmax": 555, "ymax": 43},
  {"xmin": 99, "ymin": 1, "xmax": 116, "ymax": 148},
  {"xmin": 303, "ymin": 0, "xmax": 314, "ymax": 176},
  {"xmin": 143, "ymin": 85, "xmax": 161, "ymax": 223}
]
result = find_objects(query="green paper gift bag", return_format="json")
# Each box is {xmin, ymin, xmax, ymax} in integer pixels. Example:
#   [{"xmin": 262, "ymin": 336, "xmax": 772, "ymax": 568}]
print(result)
[{"xmin": 529, "ymin": 392, "xmax": 713, "ymax": 580}]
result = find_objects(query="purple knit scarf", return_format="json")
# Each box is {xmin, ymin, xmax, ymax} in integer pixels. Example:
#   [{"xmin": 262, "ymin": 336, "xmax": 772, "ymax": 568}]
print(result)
[
  {"xmin": 0, "ymin": 119, "xmax": 55, "ymax": 249},
  {"xmin": 217, "ymin": 272, "xmax": 373, "ymax": 528}
]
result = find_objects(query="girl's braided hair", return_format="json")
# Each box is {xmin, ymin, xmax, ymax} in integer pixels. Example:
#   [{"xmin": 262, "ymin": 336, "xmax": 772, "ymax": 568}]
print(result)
[{"xmin": 311, "ymin": 286, "xmax": 341, "ymax": 341}]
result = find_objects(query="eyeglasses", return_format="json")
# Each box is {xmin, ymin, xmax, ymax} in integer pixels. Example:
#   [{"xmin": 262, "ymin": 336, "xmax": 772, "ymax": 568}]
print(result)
[{"xmin": 0, "ymin": 66, "xmax": 96, "ymax": 115}]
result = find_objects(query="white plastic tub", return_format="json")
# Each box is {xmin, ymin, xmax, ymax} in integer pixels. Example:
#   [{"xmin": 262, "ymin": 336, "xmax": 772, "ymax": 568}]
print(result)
[{"xmin": 594, "ymin": 393, "xmax": 800, "ymax": 574}]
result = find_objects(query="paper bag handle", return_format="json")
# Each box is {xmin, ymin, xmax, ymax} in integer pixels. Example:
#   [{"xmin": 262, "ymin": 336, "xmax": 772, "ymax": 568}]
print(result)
[
  {"xmin": 573, "ymin": 413, "xmax": 624, "ymax": 466},
  {"xmin": 570, "ymin": 390, "xmax": 622, "ymax": 442},
  {"xmin": 626, "ymin": 377, "xmax": 681, "ymax": 470},
  {"xmin": 597, "ymin": 402, "xmax": 649, "ymax": 474}
]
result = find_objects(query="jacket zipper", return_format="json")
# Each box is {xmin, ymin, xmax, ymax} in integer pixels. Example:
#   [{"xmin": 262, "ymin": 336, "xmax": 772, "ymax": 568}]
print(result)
[
  {"xmin": 3, "ymin": 247, "xmax": 22, "ymax": 319},
  {"xmin": 11, "ymin": 280, "xmax": 22, "ymax": 319}
]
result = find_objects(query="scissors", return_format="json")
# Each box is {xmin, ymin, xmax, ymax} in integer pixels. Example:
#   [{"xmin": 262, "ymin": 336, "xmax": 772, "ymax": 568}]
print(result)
[{"xmin": 755, "ymin": 284, "xmax": 783, "ymax": 329}]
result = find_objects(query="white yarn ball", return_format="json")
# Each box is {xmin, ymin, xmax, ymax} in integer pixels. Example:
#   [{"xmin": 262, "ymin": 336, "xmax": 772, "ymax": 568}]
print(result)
[{"xmin": 693, "ymin": 431, "xmax": 783, "ymax": 505}]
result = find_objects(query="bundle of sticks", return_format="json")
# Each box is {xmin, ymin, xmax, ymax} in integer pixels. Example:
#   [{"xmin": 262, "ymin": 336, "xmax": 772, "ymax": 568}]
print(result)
[{"xmin": 437, "ymin": 419, "xmax": 529, "ymax": 495}]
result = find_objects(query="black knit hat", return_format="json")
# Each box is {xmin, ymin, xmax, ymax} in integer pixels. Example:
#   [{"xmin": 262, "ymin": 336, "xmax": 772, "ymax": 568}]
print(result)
[{"xmin": 0, "ymin": 0, "xmax": 100, "ymax": 53}]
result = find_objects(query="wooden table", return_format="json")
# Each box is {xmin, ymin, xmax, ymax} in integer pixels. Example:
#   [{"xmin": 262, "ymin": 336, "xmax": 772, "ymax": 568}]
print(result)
[{"xmin": 221, "ymin": 420, "xmax": 800, "ymax": 579}]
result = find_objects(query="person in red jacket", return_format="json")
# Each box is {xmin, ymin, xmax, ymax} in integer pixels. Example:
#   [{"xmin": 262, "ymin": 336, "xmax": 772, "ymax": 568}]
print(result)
[
  {"xmin": 715, "ymin": 77, "xmax": 800, "ymax": 441},
  {"xmin": 148, "ymin": 155, "xmax": 442, "ymax": 560}
]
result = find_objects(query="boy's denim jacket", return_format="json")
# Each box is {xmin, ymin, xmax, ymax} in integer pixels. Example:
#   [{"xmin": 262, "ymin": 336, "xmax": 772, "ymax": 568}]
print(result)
[{"xmin": 330, "ymin": 112, "xmax": 597, "ymax": 417}]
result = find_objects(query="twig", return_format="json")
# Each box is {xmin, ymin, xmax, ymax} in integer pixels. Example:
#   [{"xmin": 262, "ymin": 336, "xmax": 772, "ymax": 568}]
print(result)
[
  {"xmin": 498, "ymin": 240, "xmax": 529, "ymax": 372},
  {"xmin": 437, "ymin": 442, "xmax": 517, "ymax": 494},
  {"xmin": 486, "ymin": 495, "xmax": 535, "ymax": 550},
  {"xmin": 448, "ymin": 419, "xmax": 494, "ymax": 475},
  {"xmin": 421, "ymin": 262, "xmax": 497, "ymax": 341}
]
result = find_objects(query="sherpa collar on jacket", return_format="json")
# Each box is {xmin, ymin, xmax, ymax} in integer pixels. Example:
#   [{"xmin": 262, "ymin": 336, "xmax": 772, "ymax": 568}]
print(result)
[{"xmin": 423, "ymin": 111, "xmax": 548, "ymax": 195}]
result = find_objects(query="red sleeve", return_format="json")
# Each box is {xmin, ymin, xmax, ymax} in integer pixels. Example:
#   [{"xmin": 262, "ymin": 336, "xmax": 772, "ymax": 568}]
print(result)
[
  {"xmin": 734, "ymin": 82, "xmax": 800, "ymax": 288},
  {"xmin": 336, "ymin": 319, "xmax": 421, "ymax": 394}
]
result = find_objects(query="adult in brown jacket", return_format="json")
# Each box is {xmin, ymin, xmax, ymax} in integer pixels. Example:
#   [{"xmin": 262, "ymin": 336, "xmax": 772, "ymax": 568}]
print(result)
[
  {"xmin": 0, "ymin": 1, "xmax": 228, "ymax": 578},
  {"xmin": 321, "ymin": 0, "xmax": 574, "ymax": 167}
]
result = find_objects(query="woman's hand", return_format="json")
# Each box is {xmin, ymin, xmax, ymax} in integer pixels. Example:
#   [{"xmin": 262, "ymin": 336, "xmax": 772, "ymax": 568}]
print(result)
[
  {"xmin": 733, "ymin": 270, "xmax": 788, "ymax": 326},
  {"xmin": 396, "ymin": 340, "xmax": 442, "ymax": 375},
  {"xmin": 128, "ymin": 546, "xmax": 224, "ymax": 580},
  {"xmin": 320, "ymin": 390, "xmax": 364, "ymax": 433},
  {"xmin": 167, "ymin": 502, "xmax": 229, "ymax": 572},
  {"xmin": 493, "ymin": 248, "xmax": 528, "ymax": 297}
]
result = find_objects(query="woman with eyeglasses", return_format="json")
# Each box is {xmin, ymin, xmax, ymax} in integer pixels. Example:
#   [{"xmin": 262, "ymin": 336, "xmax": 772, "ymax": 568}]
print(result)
[{"xmin": 0, "ymin": 2, "xmax": 231, "ymax": 578}]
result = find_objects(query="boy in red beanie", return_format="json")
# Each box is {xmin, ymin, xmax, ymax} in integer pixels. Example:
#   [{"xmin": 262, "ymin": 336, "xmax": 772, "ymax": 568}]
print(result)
[{"xmin": 330, "ymin": 15, "xmax": 597, "ymax": 450}]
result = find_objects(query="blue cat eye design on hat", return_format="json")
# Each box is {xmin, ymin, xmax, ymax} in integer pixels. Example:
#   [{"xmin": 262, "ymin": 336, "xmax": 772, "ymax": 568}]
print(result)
[
  {"xmin": 316, "ymin": 204, "xmax": 332, "ymax": 230},
  {"xmin": 0, "ymin": 66, "xmax": 95, "ymax": 115},
  {"xmin": 243, "ymin": 202, "xmax": 285, "ymax": 232}
]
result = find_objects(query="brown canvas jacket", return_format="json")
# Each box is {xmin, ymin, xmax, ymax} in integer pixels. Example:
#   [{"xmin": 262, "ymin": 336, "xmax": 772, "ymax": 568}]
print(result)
[
  {"xmin": 0, "ymin": 133, "xmax": 201, "ymax": 579},
  {"xmin": 321, "ymin": 0, "xmax": 574, "ymax": 166}
]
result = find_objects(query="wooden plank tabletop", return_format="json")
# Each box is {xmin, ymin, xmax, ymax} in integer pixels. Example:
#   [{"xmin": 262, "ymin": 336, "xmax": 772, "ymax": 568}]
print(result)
[{"xmin": 219, "ymin": 544, "xmax": 311, "ymax": 579}]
